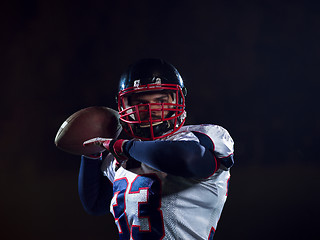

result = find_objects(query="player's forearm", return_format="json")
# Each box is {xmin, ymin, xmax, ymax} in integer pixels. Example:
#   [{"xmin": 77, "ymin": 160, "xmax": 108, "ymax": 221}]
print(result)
[
  {"xmin": 124, "ymin": 140, "xmax": 218, "ymax": 178},
  {"xmin": 78, "ymin": 156, "xmax": 113, "ymax": 215}
]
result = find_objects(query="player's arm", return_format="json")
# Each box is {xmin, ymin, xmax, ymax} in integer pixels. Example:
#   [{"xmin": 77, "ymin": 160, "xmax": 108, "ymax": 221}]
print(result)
[
  {"xmin": 78, "ymin": 155, "xmax": 113, "ymax": 216},
  {"xmin": 84, "ymin": 133, "xmax": 219, "ymax": 178},
  {"xmin": 124, "ymin": 135, "xmax": 218, "ymax": 178}
]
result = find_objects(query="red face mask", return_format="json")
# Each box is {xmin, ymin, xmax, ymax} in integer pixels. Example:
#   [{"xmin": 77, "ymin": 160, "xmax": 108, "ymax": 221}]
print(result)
[{"xmin": 118, "ymin": 83, "xmax": 186, "ymax": 140}]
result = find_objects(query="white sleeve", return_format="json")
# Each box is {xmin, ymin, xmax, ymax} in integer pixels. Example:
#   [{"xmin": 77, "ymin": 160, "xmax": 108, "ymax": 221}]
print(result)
[
  {"xmin": 205, "ymin": 125, "xmax": 234, "ymax": 158},
  {"xmin": 163, "ymin": 129, "xmax": 200, "ymax": 142}
]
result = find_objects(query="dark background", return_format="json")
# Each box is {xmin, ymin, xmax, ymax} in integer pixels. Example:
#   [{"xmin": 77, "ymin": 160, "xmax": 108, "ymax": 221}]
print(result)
[{"xmin": 1, "ymin": 0, "xmax": 320, "ymax": 239}]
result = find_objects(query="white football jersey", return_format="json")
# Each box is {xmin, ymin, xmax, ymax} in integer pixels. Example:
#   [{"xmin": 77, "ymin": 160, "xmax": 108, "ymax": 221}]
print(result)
[{"xmin": 101, "ymin": 124, "xmax": 234, "ymax": 240}]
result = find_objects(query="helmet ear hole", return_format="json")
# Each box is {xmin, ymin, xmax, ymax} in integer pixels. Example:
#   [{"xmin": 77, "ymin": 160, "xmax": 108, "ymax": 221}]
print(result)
[{"xmin": 182, "ymin": 87, "xmax": 187, "ymax": 97}]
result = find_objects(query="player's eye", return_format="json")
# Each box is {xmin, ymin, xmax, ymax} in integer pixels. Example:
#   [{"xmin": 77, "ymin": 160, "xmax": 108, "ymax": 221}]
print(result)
[
  {"xmin": 156, "ymin": 97, "xmax": 168, "ymax": 103},
  {"xmin": 131, "ymin": 100, "xmax": 146, "ymax": 105}
]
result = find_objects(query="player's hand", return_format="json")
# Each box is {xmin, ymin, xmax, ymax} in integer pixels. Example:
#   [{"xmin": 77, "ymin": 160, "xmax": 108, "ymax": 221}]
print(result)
[
  {"xmin": 80, "ymin": 137, "xmax": 107, "ymax": 159},
  {"xmin": 83, "ymin": 137, "xmax": 129, "ymax": 168}
]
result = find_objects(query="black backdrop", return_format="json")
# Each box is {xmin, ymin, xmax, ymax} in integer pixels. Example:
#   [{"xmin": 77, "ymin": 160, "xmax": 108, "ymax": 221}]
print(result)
[{"xmin": 1, "ymin": 0, "xmax": 320, "ymax": 239}]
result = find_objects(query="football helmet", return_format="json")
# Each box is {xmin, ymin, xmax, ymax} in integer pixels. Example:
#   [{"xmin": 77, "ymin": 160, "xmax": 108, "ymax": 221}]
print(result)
[{"xmin": 117, "ymin": 58, "xmax": 187, "ymax": 140}]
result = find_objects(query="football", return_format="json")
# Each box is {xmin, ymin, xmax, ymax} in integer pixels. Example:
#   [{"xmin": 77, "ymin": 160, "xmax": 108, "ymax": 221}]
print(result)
[{"xmin": 55, "ymin": 106, "xmax": 122, "ymax": 155}]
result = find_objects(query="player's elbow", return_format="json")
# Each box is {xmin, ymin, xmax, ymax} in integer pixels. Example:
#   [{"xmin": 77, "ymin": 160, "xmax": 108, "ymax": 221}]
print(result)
[
  {"xmin": 166, "ymin": 144, "xmax": 214, "ymax": 178},
  {"xmin": 80, "ymin": 197, "xmax": 109, "ymax": 216},
  {"xmin": 78, "ymin": 192, "xmax": 111, "ymax": 216},
  {"xmin": 184, "ymin": 147, "xmax": 217, "ymax": 178}
]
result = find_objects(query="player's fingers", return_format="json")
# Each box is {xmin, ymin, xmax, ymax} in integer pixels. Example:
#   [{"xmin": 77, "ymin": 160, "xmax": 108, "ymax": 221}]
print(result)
[{"xmin": 83, "ymin": 137, "xmax": 110, "ymax": 147}]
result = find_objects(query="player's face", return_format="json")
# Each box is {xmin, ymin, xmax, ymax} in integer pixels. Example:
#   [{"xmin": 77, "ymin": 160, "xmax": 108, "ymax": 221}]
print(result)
[{"xmin": 128, "ymin": 91, "xmax": 174, "ymax": 126}]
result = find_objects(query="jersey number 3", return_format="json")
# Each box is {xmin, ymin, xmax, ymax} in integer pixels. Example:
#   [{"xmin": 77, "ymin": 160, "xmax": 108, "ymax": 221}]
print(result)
[{"xmin": 112, "ymin": 175, "xmax": 164, "ymax": 240}]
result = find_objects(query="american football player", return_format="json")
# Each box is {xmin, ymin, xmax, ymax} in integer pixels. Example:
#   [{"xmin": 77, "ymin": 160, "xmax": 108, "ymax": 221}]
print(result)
[{"xmin": 78, "ymin": 58, "xmax": 234, "ymax": 239}]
